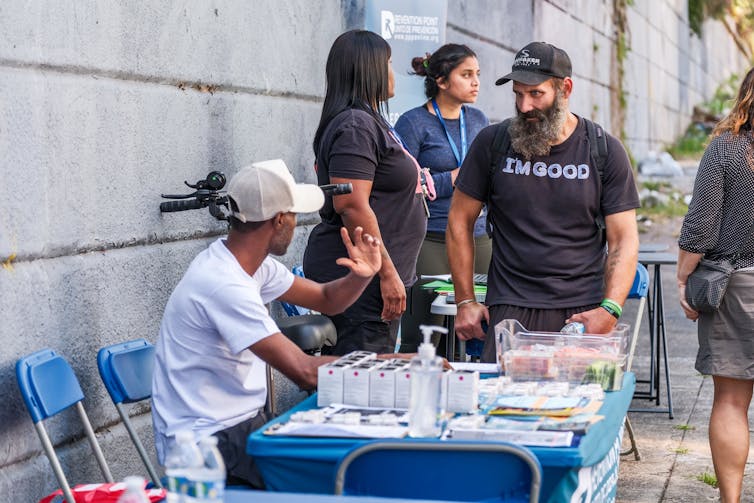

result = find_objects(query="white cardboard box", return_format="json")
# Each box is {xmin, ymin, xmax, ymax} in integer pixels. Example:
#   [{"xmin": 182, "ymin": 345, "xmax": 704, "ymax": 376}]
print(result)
[
  {"xmin": 394, "ymin": 364, "xmax": 412, "ymax": 409},
  {"xmin": 446, "ymin": 369, "xmax": 480, "ymax": 413},
  {"xmin": 369, "ymin": 361, "xmax": 406, "ymax": 408},
  {"xmin": 317, "ymin": 360, "xmax": 353, "ymax": 407},
  {"xmin": 343, "ymin": 360, "xmax": 383, "ymax": 407}
]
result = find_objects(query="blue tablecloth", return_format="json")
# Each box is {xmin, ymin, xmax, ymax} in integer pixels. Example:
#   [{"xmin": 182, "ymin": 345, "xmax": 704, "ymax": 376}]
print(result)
[{"xmin": 247, "ymin": 372, "xmax": 636, "ymax": 503}]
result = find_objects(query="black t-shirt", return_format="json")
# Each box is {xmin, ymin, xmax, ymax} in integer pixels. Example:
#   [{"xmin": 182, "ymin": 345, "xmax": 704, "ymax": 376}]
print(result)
[
  {"xmin": 455, "ymin": 116, "xmax": 639, "ymax": 308},
  {"xmin": 304, "ymin": 109, "xmax": 427, "ymax": 286}
]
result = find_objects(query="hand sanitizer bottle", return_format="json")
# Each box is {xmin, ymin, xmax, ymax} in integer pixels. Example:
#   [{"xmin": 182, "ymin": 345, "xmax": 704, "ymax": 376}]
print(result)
[{"xmin": 408, "ymin": 324, "xmax": 447, "ymax": 438}]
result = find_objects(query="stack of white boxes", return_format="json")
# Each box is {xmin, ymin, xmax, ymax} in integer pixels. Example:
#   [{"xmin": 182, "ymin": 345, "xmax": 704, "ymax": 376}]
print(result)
[
  {"xmin": 317, "ymin": 351, "xmax": 375, "ymax": 407},
  {"xmin": 317, "ymin": 351, "xmax": 480, "ymax": 413}
]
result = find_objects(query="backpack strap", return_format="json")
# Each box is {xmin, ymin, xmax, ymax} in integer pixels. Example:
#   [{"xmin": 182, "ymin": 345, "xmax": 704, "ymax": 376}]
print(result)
[
  {"xmin": 488, "ymin": 118, "xmax": 512, "ymax": 198},
  {"xmin": 486, "ymin": 119, "xmax": 512, "ymax": 236},
  {"xmin": 584, "ymin": 118, "xmax": 609, "ymax": 241}
]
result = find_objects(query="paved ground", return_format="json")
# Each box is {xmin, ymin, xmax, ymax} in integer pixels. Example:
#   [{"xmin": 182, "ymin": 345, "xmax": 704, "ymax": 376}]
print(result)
[{"xmin": 616, "ymin": 167, "xmax": 754, "ymax": 502}]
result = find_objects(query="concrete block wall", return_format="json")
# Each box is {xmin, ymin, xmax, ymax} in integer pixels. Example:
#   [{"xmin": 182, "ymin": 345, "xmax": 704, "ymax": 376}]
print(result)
[
  {"xmin": 0, "ymin": 1, "xmax": 346, "ymax": 500},
  {"xmin": 622, "ymin": 0, "xmax": 749, "ymax": 156},
  {"xmin": 0, "ymin": 1, "xmax": 748, "ymax": 500}
]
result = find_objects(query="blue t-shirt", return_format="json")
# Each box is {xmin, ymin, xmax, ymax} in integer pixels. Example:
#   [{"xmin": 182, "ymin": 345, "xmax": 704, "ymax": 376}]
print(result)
[{"xmin": 394, "ymin": 104, "xmax": 489, "ymax": 236}]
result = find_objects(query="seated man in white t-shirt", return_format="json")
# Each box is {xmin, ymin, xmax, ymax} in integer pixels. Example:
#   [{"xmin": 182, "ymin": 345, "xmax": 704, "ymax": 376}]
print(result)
[{"xmin": 152, "ymin": 159, "xmax": 386, "ymax": 488}]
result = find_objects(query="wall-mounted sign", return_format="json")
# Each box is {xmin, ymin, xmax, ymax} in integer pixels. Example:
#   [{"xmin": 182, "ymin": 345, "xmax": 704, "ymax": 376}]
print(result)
[{"xmin": 365, "ymin": 0, "xmax": 448, "ymax": 124}]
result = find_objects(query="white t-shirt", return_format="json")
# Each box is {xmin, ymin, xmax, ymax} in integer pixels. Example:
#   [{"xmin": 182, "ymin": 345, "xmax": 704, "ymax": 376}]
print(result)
[{"xmin": 151, "ymin": 238, "xmax": 294, "ymax": 462}]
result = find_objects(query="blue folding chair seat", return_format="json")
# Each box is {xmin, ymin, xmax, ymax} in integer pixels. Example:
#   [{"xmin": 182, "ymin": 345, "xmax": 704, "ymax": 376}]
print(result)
[
  {"xmin": 334, "ymin": 439, "xmax": 542, "ymax": 502},
  {"xmin": 97, "ymin": 338, "xmax": 162, "ymax": 488},
  {"xmin": 16, "ymin": 349, "xmax": 113, "ymax": 503}
]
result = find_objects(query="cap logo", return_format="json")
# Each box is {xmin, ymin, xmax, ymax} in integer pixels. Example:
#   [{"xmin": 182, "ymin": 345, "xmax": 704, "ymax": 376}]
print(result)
[{"xmin": 514, "ymin": 49, "xmax": 541, "ymax": 68}]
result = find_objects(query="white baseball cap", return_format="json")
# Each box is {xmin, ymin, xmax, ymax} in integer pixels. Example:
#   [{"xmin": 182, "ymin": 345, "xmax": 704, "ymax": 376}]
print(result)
[{"xmin": 226, "ymin": 159, "xmax": 324, "ymax": 222}]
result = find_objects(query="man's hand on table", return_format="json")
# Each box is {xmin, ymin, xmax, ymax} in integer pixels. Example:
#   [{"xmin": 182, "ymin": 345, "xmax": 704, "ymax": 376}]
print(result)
[{"xmin": 566, "ymin": 307, "xmax": 617, "ymax": 334}]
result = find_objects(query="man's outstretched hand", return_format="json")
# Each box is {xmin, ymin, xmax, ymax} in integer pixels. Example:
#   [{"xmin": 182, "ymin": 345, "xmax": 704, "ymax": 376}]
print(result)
[{"xmin": 336, "ymin": 226, "xmax": 382, "ymax": 278}]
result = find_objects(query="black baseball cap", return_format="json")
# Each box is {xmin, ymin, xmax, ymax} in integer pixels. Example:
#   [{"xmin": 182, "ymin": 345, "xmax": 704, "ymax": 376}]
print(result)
[{"xmin": 495, "ymin": 41, "xmax": 572, "ymax": 86}]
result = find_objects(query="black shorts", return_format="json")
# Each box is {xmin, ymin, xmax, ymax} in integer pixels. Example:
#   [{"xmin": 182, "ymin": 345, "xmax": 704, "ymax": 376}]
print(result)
[{"xmin": 214, "ymin": 411, "xmax": 270, "ymax": 489}]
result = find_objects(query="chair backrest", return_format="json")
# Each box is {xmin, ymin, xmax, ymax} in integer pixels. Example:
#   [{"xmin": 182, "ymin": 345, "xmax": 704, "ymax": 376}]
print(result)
[
  {"xmin": 280, "ymin": 265, "xmax": 309, "ymax": 316},
  {"xmin": 628, "ymin": 263, "xmax": 649, "ymax": 299},
  {"xmin": 97, "ymin": 338, "xmax": 162, "ymax": 488},
  {"xmin": 16, "ymin": 348, "xmax": 85, "ymax": 423},
  {"xmin": 97, "ymin": 339, "xmax": 155, "ymax": 404},
  {"xmin": 334, "ymin": 439, "xmax": 542, "ymax": 502},
  {"xmin": 16, "ymin": 348, "xmax": 113, "ymax": 502}
]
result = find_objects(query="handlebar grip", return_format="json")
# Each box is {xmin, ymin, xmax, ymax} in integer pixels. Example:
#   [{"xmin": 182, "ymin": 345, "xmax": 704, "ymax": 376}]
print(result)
[
  {"xmin": 320, "ymin": 183, "xmax": 353, "ymax": 196},
  {"xmin": 160, "ymin": 199, "xmax": 205, "ymax": 212}
]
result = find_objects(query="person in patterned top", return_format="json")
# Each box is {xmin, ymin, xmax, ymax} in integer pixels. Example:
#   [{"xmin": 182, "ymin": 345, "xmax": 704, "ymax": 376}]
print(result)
[{"xmin": 677, "ymin": 67, "xmax": 754, "ymax": 503}]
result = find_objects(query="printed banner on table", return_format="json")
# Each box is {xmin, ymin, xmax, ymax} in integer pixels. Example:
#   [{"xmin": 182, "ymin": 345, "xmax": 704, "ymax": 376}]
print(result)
[{"xmin": 365, "ymin": 0, "xmax": 448, "ymax": 124}]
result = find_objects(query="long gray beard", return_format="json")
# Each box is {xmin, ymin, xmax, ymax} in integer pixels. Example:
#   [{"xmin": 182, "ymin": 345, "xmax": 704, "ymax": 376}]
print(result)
[{"xmin": 509, "ymin": 94, "xmax": 567, "ymax": 160}]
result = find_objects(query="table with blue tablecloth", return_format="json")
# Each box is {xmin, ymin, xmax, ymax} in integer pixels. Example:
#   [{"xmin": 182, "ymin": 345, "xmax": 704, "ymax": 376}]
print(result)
[{"xmin": 247, "ymin": 372, "xmax": 636, "ymax": 503}]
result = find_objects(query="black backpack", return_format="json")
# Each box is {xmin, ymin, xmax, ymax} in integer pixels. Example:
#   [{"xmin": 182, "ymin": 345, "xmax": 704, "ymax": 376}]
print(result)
[{"xmin": 486, "ymin": 117, "xmax": 609, "ymax": 239}]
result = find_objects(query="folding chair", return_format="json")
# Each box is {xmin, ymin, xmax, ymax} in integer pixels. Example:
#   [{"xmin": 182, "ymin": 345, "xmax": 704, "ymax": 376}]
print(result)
[
  {"xmin": 334, "ymin": 439, "xmax": 542, "ymax": 502},
  {"xmin": 621, "ymin": 263, "xmax": 649, "ymax": 460},
  {"xmin": 16, "ymin": 348, "xmax": 113, "ymax": 503},
  {"xmin": 97, "ymin": 339, "xmax": 162, "ymax": 488}
]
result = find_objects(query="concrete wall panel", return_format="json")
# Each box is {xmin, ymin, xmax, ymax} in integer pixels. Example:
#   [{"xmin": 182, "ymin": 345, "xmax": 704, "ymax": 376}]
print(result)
[
  {"xmin": 1, "ymin": 66, "xmax": 323, "ymax": 260},
  {"xmin": 0, "ymin": 1, "xmax": 344, "ymax": 98}
]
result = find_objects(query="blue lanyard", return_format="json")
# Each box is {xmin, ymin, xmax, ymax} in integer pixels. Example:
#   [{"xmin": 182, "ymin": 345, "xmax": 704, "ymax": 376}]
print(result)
[{"xmin": 431, "ymin": 99, "xmax": 467, "ymax": 167}]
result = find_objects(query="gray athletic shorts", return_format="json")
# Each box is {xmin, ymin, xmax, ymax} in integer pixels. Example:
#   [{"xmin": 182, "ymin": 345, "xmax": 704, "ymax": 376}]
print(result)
[{"xmin": 696, "ymin": 269, "xmax": 754, "ymax": 380}]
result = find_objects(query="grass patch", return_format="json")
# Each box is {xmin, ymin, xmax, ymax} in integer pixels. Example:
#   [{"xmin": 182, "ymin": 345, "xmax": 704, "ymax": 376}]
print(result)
[
  {"xmin": 674, "ymin": 423, "xmax": 695, "ymax": 431},
  {"xmin": 665, "ymin": 74, "xmax": 739, "ymax": 160},
  {"xmin": 637, "ymin": 180, "xmax": 689, "ymax": 225},
  {"xmin": 666, "ymin": 123, "xmax": 709, "ymax": 160},
  {"xmin": 697, "ymin": 471, "xmax": 718, "ymax": 488},
  {"xmin": 674, "ymin": 447, "xmax": 689, "ymax": 454}
]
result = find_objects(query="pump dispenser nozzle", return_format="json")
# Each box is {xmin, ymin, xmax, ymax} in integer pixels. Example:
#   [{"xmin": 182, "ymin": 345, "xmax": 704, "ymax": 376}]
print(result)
[{"xmin": 417, "ymin": 325, "xmax": 447, "ymax": 360}]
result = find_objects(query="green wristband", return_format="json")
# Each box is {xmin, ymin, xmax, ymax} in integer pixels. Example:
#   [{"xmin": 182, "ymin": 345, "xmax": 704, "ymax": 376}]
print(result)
[{"xmin": 600, "ymin": 298, "xmax": 622, "ymax": 318}]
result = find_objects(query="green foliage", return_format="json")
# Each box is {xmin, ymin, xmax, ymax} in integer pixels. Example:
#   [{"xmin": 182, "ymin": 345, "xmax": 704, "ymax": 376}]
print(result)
[
  {"xmin": 707, "ymin": 73, "xmax": 740, "ymax": 116},
  {"xmin": 666, "ymin": 123, "xmax": 709, "ymax": 159},
  {"xmin": 674, "ymin": 447, "xmax": 689, "ymax": 454},
  {"xmin": 697, "ymin": 471, "xmax": 719, "ymax": 488},
  {"xmin": 666, "ymin": 74, "xmax": 739, "ymax": 159},
  {"xmin": 613, "ymin": 0, "xmax": 631, "ymax": 142},
  {"xmin": 674, "ymin": 423, "xmax": 696, "ymax": 431},
  {"xmin": 637, "ymin": 181, "xmax": 688, "ymax": 226},
  {"xmin": 641, "ymin": 180, "xmax": 671, "ymax": 192},
  {"xmin": 689, "ymin": 0, "xmax": 705, "ymax": 37}
]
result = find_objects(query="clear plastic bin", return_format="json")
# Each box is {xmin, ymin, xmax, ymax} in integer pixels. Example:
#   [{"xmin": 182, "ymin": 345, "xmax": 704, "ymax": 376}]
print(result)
[{"xmin": 495, "ymin": 319, "xmax": 629, "ymax": 390}]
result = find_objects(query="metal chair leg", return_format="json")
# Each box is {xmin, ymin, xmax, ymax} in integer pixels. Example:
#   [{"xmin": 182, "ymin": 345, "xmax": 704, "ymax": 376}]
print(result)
[
  {"xmin": 621, "ymin": 416, "xmax": 641, "ymax": 460},
  {"xmin": 76, "ymin": 402, "xmax": 113, "ymax": 482}
]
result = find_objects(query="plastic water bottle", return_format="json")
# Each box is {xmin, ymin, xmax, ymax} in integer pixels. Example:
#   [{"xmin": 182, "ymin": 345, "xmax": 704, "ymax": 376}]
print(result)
[
  {"xmin": 408, "ymin": 325, "xmax": 446, "ymax": 437},
  {"xmin": 561, "ymin": 321, "xmax": 586, "ymax": 334},
  {"xmin": 116, "ymin": 476, "xmax": 150, "ymax": 503},
  {"xmin": 164, "ymin": 430, "xmax": 203, "ymax": 503},
  {"xmin": 195, "ymin": 436, "xmax": 226, "ymax": 502}
]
